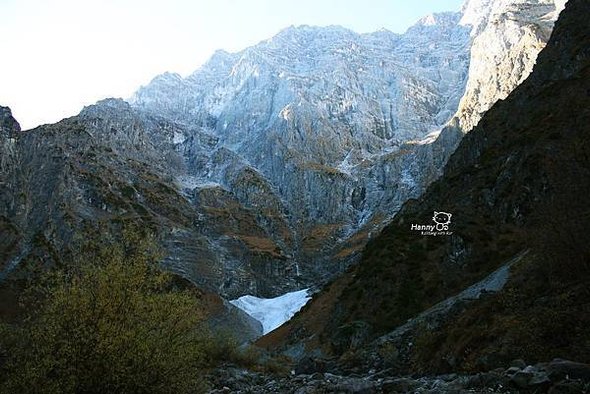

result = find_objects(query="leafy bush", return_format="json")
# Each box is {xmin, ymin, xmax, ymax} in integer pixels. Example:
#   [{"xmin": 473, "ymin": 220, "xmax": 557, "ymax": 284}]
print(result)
[{"xmin": 0, "ymin": 230, "xmax": 208, "ymax": 394}]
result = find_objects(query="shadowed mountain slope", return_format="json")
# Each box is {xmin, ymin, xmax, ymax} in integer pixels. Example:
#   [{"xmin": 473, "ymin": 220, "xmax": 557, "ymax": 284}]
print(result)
[{"xmin": 260, "ymin": 0, "xmax": 590, "ymax": 374}]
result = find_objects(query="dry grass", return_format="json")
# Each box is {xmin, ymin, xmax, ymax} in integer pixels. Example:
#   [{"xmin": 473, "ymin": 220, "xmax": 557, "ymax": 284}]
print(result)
[
  {"xmin": 302, "ymin": 223, "xmax": 343, "ymax": 252},
  {"xmin": 298, "ymin": 162, "xmax": 345, "ymax": 176},
  {"xmin": 231, "ymin": 235, "xmax": 283, "ymax": 258}
]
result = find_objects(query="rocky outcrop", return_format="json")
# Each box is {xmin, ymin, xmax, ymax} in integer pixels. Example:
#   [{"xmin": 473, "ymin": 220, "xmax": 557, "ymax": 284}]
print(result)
[
  {"xmin": 0, "ymin": 98, "xmax": 296, "ymax": 296},
  {"xmin": 456, "ymin": 0, "xmax": 567, "ymax": 131},
  {"xmin": 202, "ymin": 291, "xmax": 264, "ymax": 343},
  {"xmin": 0, "ymin": 106, "xmax": 20, "ymax": 134},
  {"xmin": 0, "ymin": 100, "xmax": 266, "ymax": 340},
  {"xmin": 0, "ymin": 106, "xmax": 21, "ymax": 179},
  {"xmin": 0, "ymin": 107, "xmax": 22, "ymax": 273}
]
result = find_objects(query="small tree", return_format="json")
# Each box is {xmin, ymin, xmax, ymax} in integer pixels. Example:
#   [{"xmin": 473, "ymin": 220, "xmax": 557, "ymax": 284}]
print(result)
[{"xmin": 0, "ymin": 229, "xmax": 208, "ymax": 394}]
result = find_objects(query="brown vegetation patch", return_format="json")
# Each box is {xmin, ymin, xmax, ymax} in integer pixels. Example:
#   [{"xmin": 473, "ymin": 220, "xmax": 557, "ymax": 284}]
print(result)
[{"xmin": 231, "ymin": 235, "xmax": 283, "ymax": 258}]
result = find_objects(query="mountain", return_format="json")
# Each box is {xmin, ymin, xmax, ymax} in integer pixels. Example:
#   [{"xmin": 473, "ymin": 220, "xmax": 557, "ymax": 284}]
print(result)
[
  {"xmin": 259, "ymin": 0, "xmax": 590, "ymax": 377},
  {"xmin": 129, "ymin": 17, "xmax": 473, "ymax": 294},
  {"xmin": 0, "ymin": 101, "xmax": 264, "ymax": 341},
  {"xmin": 129, "ymin": 0, "xmax": 563, "ymax": 296},
  {"xmin": 0, "ymin": 1, "xmax": 565, "ymax": 304}
]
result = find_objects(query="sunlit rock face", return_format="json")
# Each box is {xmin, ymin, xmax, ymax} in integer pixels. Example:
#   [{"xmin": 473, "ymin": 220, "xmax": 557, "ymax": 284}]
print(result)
[
  {"xmin": 456, "ymin": 0, "xmax": 567, "ymax": 132},
  {"xmin": 401, "ymin": 0, "xmax": 568, "ymax": 219},
  {"xmin": 128, "ymin": 14, "xmax": 472, "ymax": 294}
]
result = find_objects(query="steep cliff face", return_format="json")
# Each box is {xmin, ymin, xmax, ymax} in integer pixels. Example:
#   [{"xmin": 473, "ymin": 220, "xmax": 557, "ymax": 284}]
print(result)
[
  {"xmin": 404, "ymin": 0, "xmax": 567, "ymax": 197},
  {"xmin": 130, "ymin": 17, "xmax": 472, "ymax": 281},
  {"xmin": 133, "ymin": 18, "xmax": 469, "ymax": 145},
  {"xmin": 260, "ymin": 0, "xmax": 590, "ymax": 374},
  {"xmin": 456, "ymin": 0, "xmax": 567, "ymax": 131}
]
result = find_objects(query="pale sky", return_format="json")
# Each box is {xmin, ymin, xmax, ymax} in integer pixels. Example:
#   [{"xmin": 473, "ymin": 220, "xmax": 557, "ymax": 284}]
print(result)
[{"xmin": 0, "ymin": 0, "xmax": 464, "ymax": 130}]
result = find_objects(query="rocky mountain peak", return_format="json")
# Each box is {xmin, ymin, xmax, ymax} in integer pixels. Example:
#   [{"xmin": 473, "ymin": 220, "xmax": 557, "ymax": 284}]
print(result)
[
  {"xmin": 414, "ymin": 12, "xmax": 462, "ymax": 29},
  {"xmin": 198, "ymin": 49, "xmax": 239, "ymax": 74},
  {"xmin": 79, "ymin": 98, "xmax": 136, "ymax": 126},
  {"xmin": 83, "ymin": 97, "xmax": 131, "ymax": 112},
  {"xmin": 150, "ymin": 72, "xmax": 184, "ymax": 85},
  {"xmin": 272, "ymin": 24, "xmax": 357, "ymax": 42},
  {"xmin": 0, "ymin": 106, "xmax": 21, "ymax": 135}
]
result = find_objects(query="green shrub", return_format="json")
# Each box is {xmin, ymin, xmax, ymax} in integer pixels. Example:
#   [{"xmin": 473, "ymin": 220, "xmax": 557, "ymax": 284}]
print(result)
[{"xmin": 0, "ymin": 231, "xmax": 208, "ymax": 394}]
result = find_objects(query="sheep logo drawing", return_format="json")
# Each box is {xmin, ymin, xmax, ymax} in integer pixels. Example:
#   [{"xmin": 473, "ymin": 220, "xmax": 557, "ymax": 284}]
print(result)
[
  {"xmin": 410, "ymin": 211, "xmax": 453, "ymax": 235},
  {"xmin": 432, "ymin": 211, "xmax": 452, "ymax": 230}
]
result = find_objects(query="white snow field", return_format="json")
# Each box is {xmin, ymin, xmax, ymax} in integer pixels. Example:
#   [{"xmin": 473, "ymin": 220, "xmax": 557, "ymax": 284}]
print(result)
[{"xmin": 230, "ymin": 289, "xmax": 311, "ymax": 334}]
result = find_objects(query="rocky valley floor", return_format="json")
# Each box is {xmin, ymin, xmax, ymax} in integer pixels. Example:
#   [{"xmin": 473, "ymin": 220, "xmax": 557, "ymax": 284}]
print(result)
[{"xmin": 207, "ymin": 359, "xmax": 590, "ymax": 393}]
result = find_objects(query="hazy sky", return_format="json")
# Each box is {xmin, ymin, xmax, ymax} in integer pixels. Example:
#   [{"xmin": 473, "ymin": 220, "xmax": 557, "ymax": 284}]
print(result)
[{"xmin": 0, "ymin": 0, "xmax": 464, "ymax": 130}]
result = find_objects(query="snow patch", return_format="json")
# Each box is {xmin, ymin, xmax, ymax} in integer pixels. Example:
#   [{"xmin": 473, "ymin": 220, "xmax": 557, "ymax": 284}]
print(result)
[
  {"xmin": 337, "ymin": 150, "xmax": 356, "ymax": 177},
  {"xmin": 173, "ymin": 131, "xmax": 186, "ymax": 144},
  {"xmin": 230, "ymin": 289, "xmax": 311, "ymax": 334}
]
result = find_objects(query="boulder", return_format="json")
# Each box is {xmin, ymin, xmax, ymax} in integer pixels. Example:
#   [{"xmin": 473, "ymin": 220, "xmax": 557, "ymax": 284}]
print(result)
[{"xmin": 547, "ymin": 359, "xmax": 590, "ymax": 382}]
